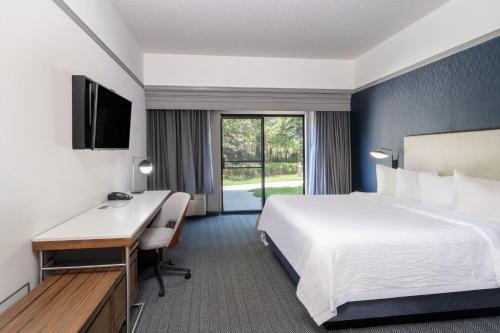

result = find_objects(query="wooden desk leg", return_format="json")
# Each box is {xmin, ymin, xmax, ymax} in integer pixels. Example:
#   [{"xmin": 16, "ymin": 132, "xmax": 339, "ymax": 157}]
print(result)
[{"xmin": 125, "ymin": 246, "xmax": 131, "ymax": 333}]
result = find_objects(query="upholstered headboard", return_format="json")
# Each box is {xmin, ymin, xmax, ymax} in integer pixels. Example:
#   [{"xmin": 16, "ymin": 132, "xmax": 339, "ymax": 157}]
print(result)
[{"xmin": 404, "ymin": 129, "xmax": 500, "ymax": 181}]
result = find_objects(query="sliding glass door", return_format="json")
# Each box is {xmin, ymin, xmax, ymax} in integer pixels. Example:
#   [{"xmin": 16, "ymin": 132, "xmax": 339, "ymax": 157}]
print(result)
[
  {"xmin": 221, "ymin": 117, "xmax": 264, "ymax": 211},
  {"xmin": 264, "ymin": 116, "xmax": 304, "ymax": 200},
  {"xmin": 221, "ymin": 115, "xmax": 304, "ymax": 212}
]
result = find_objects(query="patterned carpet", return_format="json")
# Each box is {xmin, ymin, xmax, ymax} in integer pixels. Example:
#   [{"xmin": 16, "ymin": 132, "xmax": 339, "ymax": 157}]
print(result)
[{"xmin": 133, "ymin": 214, "xmax": 500, "ymax": 333}]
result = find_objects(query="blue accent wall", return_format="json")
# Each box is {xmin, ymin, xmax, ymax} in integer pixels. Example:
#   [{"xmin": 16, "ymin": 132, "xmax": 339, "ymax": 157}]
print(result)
[{"xmin": 351, "ymin": 36, "xmax": 500, "ymax": 192}]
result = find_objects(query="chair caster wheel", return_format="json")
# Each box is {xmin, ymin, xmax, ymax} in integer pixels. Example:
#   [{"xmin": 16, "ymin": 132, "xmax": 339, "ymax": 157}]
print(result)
[
  {"xmin": 158, "ymin": 289, "xmax": 165, "ymax": 297},
  {"xmin": 185, "ymin": 272, "xmax": 191, "ymax": 279}
]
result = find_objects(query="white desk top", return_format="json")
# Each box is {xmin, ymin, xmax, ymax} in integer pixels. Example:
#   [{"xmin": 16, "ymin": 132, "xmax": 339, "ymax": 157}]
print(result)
[{"xmin": 32, "ymin": 191, "xmax": 170, "ymax": 244}]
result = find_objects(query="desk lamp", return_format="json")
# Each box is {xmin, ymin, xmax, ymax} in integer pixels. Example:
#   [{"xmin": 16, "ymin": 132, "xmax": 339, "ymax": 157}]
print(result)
[{"xmin": 132, "ymin": 157, "xmax": 153, "ymax": 193}]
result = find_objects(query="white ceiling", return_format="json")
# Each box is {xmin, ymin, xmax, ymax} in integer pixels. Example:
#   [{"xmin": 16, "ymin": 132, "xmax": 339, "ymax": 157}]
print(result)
[{"xmin": 111, "ymin": 0, "xmax": 448, "ymax": 59}]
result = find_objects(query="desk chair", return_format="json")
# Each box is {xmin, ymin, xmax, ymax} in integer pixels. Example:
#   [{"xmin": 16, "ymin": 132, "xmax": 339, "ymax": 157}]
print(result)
[{"xmin": 139, "ymin": 192, "xmax": 191, "ymax": 297}]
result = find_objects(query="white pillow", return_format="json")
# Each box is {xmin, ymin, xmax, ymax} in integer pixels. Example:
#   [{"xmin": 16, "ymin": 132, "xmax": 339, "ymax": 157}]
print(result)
[
  {"xmin": 453, "ymin": 170, "xmax": 500, "ymax": 223},
  {"xmin": 419, "ymin": 173, "xmax": 454, "ymax": 208},
  {"xmin": 395, "ymin": 168, "xmax": 436, "ymax": 201},
  {"xmin": 376, "ymin": 164, "xmax": 396, "ymax": 196}
]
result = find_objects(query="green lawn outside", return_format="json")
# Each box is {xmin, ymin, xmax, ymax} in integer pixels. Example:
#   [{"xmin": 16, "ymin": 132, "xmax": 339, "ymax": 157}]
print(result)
[
  {"xmin": 250, "ymin": 186, "xmax": 303, "ymax": 198},
  {"xmin": 223, "ymin": 173, "xmax": 302, "ymax": 186}
]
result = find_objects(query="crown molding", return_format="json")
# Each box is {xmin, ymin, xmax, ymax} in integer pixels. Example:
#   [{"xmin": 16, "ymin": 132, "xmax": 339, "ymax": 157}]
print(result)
[{"xmin": 52, "ymin": 0, "xmax": 144, "ymax": 88}]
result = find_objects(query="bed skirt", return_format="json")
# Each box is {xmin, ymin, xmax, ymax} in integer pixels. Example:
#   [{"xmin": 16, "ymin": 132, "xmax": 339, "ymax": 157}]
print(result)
[{"xmin": 265, "ymin": 233, "xmax": 500, "ymax": 329}]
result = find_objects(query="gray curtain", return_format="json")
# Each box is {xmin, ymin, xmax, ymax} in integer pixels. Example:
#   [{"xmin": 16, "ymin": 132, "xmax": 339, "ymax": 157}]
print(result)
[
  {"xmin": 307, "ymin": 111, "xmax": 351, "ymax": 195},
  {"xmin": 147, "ymin": 109, "xmax": 213, "ymax": 194}
]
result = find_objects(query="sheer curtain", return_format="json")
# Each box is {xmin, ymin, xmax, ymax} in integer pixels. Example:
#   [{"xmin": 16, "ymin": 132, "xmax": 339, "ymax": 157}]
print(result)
[
  {"xmin": 307, "ymin": 111, "xmax": 351, "ymax": 195},
  {"xmin": 147, "ymin": 109, "xmax": 213, "ymax": 194}
]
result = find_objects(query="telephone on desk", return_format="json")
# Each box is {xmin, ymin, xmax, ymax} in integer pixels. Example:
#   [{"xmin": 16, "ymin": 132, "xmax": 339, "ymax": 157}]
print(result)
[{"xmin": 107, "ymin": 192, "xmax": 133, "ymax": 201}]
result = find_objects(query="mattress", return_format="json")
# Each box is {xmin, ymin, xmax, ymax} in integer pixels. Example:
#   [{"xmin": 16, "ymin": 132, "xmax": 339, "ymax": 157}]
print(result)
[{"xmin": 257, "ymin": 192, "xmax": 500, "ymax": 325}]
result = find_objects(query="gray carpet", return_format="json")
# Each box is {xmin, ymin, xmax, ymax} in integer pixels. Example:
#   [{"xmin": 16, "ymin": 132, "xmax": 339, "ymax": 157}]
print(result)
[{"xmin": 133, "ymin": 214, "xmax": 500, "ymax": 333}]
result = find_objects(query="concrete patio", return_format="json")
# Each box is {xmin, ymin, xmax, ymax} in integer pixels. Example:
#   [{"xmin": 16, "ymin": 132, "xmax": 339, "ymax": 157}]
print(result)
[{"xmin": 222, "ymin": 180, "xmax": 302, "ymax": 211}]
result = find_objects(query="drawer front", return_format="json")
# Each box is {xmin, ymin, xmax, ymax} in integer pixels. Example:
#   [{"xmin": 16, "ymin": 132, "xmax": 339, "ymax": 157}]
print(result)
[
  {"xmin": 112, "ymin": 274, "xmax": 127, "ymax": 332},
  {"xmin": 86, "ymin": 298, "xmax": 112, "ymax": 333}
]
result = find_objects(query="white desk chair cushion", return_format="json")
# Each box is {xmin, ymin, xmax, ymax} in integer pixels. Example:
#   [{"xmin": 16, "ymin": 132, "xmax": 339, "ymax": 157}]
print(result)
[
  {"xmin": 150, "ymin": 192, "xmax": 192, "ymax": 229},
  {"xmin": 139, "ymin": 227, "xmax": 175, "ymax": 251},
  {"xmin": 140, "ymin": 192, "xmax": 191, "ymax": 251}
]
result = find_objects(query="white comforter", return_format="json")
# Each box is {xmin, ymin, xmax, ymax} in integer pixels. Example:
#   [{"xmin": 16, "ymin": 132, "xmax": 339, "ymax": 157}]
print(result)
[{"xmin": 257, "ymin": 192, "xmax": 500, "ymax": 325}]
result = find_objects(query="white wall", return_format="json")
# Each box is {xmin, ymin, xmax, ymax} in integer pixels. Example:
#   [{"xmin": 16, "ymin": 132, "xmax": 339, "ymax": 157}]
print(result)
[
  {"xmin": 144, "ymin": 53, "xmax": 354, "ymax": 89},
  {"xmin": 0, "ymin": 0, "xmax": 145, "ymax": 311},
  {"xmin": 64, "ymin": 0, "xmax": 144, "ymax": 80},
  {"xmin": 144, "ymin": 1, "xmax": 500, "ymax": 91},
  {"xmin": 144, "ymin": 1, "xmax": 500, "ymax": 90},
  {"xmin": 354, "ymin": 0, "xmax": 500, "ymax": 89}
]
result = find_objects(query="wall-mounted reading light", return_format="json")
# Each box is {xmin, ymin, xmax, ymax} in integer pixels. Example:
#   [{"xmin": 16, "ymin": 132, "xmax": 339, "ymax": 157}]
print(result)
[
  {"xmin": 369, "ymin": 148, "xmax": 398, "ymax": 168},
  {"xmin": 132, "ymin": 157, "xmax": 153, "ymax": 193}
]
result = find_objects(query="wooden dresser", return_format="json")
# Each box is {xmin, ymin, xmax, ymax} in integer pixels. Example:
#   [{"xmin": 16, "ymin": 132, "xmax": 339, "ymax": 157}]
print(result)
[{"xmin": 0, "ymin": 268, "xmax": 127, "ymax": 333}]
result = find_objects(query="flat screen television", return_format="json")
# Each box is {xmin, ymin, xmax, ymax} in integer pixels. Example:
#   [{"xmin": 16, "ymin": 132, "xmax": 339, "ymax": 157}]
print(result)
[
  {"xmin": 72, "ymin": 75, "xmax": 132, "ymax": 150},
  {"xmin": 93, "ymin": 85, "xmax": 132, "ymax": 149}
]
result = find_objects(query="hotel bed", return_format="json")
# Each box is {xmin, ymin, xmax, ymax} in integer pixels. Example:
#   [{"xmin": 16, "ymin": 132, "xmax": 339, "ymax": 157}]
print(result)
[{"xmin": 257, "ymin": 129, "xmax": 500, "ymax": 327}]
